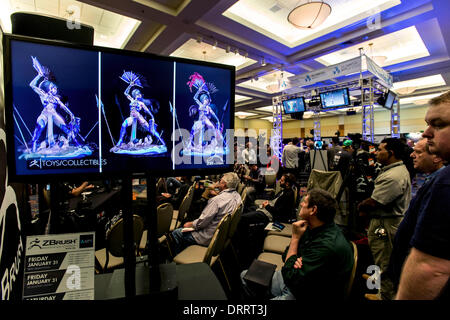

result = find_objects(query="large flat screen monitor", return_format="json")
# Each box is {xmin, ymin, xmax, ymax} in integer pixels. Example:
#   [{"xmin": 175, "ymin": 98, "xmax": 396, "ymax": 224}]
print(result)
[
  {"xmin": 282, "ymin": 97, "xmax": 305, "ymax": 114},
  {"xmin": 320, "ymin": 88, "xmax": 350, "ymax": 109},
  {"xmin": 383, "ymin": 90, "xmax": 397, "ymax": 110},
  {"xmin": 3, "ymin": 35, "xmax": 235, "ymax": 181}
]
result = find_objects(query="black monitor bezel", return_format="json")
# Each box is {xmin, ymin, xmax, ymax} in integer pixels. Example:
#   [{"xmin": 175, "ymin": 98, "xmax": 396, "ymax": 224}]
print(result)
[
  {"xmin": 3, "ymin": 33, "xmax": 235, "ymax": 183},
  {"xmin": 282, "ymin": 96, "xmax": 306, "ymax": 114},
  {"xmin": 319, "ymin": 87, "xmax": 350, "ymax": 110},
  {"xmin": 382, "ymin": 90, "xmax": 397, "ymax": 110}
]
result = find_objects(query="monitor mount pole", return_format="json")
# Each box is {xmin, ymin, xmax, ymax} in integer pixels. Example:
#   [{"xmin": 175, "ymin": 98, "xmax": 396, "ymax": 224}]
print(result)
[
  {"xmin": 145, "ymin": 174, "xmax": 161, "ymax": 292},
  {"xmin": 121, "ymin": 175, "xmax": 136, "ymax": 298}
]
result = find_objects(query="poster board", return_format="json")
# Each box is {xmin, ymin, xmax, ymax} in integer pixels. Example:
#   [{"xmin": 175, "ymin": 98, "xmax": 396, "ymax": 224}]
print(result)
[{"xmin": 22, "ymin": 232, "xmax": 95, "ymax": 300}]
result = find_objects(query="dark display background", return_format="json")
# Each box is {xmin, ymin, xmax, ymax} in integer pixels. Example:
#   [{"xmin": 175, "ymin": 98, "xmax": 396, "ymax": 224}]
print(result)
[
  {"xmin": 10, "ymin": 40, "xmax": 100, "ymax": 176},
  {"xmin": 174, "ymin": 62, "xmax": 232, "ymax": 170},
  {"xmin": 100, "ymin": 52, "xmax": 174, "ymax": 173},
  {"xmin": 5, "ymin": 36, "xmax": 234, "ymax": 180}
]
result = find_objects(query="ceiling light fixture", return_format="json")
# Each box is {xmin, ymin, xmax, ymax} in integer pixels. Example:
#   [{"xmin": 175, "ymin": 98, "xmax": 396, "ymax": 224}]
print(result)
[
  {"xmin": 266, "ymin": 83, "xmax": 280, "ymax": 93},
  {"xmin": 261, "ymin": 57, "xmax": 266, "ymax": 66},
  {"xmin": 234, "ymin": 49, "xmax": 239, "ymax": 56},
  {"xmin": 372, "ymin": 55, "xmax": 387, "ymax": 66},
  {"xmin": 212, "ymin": 40, "xmax": 218, "ymax": 50},
  {"xmin": 396, "ymin": 87, "xmax": 416, "ymax": 95},
  {"xmin": 226, "ymin": 45, "xmax": 231, "ymax": 53},
  {"xmin": 196, "ymin": 35, "xmax": 202, "ymax": 44},
  {"xmin": 288, "ymin": 1, "xmax": 332, "ymax": 30}
]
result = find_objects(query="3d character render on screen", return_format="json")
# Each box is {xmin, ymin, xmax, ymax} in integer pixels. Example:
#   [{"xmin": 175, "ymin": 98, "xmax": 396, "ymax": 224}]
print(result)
[
  {"xmin": 109, "ymin": 70, "xmax": 167, "ymax": 155},
  {"xmin": 179, "ymin": 72, "xmax": 227, "ymax": 157},
  {"xmin": 17, "ymin": 56, "xmax": 93, "ymax": 160}
]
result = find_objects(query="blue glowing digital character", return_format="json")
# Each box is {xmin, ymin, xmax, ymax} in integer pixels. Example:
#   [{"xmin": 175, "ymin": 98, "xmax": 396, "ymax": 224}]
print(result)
[
  {"xmin": 17, "ymin": 57, "xmax": 92, "ymax": 159},
  {"xmin": 184, "ymin": 72, "xmax": 225, "ymax": 156},
  {"xmin": 110, "ymin": 71, "xmax": 167, "ymax": 155}
]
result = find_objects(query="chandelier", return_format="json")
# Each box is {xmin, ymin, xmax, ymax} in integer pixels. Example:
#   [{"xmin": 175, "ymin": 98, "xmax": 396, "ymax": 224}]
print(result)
[{"xmin": 287, "ymin": 1, "xmax": 332, "ymax": 30}]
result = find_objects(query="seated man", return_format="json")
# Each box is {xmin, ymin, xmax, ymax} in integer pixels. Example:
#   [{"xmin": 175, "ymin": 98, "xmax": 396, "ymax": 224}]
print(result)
[
  {"xmin": 242, "ymin": 163, "xmax": 265, "ymax": 210},
  {"xmin": 241, "ymin": 189, "xmax": 354, "ymax": 300},
  {"xmin": 157, "ymin": 176, "xmax": 191, "ymax": 210},
  {"xmin": 236, "ymin": 173, "xmax": 296, "ymax": 267},
  {"xmin": 170, "ymin": 172, "xmax": 242, "ymax": 255},
  {"xmin": 242, "ymin": 173, "xmax": 296, "ymax": 224}
]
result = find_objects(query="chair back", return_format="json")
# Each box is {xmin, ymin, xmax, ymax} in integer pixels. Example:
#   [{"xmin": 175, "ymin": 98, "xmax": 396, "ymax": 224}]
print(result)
[
  {"xmin": 203, "ymin": 214, "xmax": 231, "ymax": 265},
  {"xmin": 237, "ymin": 182, "xmax": 245, "ymax": 195},
  {"xmin": 156, "ymin": 177, "xmax": 167, "ymax": 193},
  {"xmin": 175, "ymin": 182, "xmax": 195, "ymax": 228},
  {"xmin": 227, "ymin": 203, "xmax": 243, "ymax": 240},
  {"xmin": 345, "ymin": 241, "xmax": 358, "ymax": 299},
  {"xmin": 108, "ymin": 214, "xmax": 145, "ymax": 258},
  {"xmin": 292, "ymin": 185, "xmax": 298, "ymax": 205},
  {"xmin": 241, "ymin": 187, "xmax": 248, "ymax": 204},
  {"xmin": 241, "ymin": 187, "xmax": 248, "ymax": 207},
  {"xmin": 156, "ymin": 203, "xmax": 174, "ymax": 237},
  {"xmin": 264, "ymin": 174, "xmax": 277, "ymax": 188},
  {"xmin": 274, "ymin": 179, "xmax": 281, "ymax": 194}
]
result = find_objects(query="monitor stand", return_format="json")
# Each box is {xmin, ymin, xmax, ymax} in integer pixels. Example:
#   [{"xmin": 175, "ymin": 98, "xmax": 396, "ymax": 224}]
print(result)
[
  {"xmin": 120, "ymin": 174, "xmax": 164, "ymax": 297},
  {"xmin": 102, "ymin": 262, "xmax": 177, "ymax": 300}
]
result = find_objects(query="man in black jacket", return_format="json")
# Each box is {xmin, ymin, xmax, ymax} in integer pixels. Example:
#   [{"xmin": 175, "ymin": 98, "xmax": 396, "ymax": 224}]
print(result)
[
  {"xmin": 156, "ymin": 176, "xmax": 191, "ymax": 210},
  {"xmin": 237, "ymin": 173, "xmax": 296, "ymax": 267}
]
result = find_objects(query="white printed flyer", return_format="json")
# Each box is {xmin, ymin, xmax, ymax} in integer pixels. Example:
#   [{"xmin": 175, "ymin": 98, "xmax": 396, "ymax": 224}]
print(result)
[{"xmin": 22, "ymin": 232, "xmax": 95, "ymax": 300}]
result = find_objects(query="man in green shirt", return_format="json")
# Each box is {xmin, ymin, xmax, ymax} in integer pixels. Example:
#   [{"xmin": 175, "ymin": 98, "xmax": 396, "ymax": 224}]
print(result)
[{"xmin": 241, "ymin": 188, "xmax": 354, "ymax": 300}]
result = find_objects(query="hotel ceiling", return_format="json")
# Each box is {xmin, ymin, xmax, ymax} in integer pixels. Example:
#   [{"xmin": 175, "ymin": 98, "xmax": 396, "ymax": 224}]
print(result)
[{"xmin": 3, "ymin": 0, "xmax": 450, "ymax": 121}]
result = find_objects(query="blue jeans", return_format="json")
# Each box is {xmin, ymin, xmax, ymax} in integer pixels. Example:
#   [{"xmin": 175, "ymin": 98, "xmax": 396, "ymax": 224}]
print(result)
[
  {"xmin": 171, "ymin": 228, "xmax": 198, "ymax": 254},
  {"xmin": 240, "ymin": 270, "xmax": 296, "ymax": 300}
]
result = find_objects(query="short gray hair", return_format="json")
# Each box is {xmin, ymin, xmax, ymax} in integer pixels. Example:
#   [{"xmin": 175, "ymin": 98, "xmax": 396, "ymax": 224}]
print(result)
[{"xmin": 221, "ymin": 172, "xmax": 240, "ymax": 190}]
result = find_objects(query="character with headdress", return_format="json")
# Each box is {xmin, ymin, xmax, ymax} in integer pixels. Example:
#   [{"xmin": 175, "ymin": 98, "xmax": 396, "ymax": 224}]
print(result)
[
  {"xmin": 28, "ymin": 56, "xmax": 81, "ymax": 152},
  {"xmin": 186, "ymin": 72, "xmax": 224, "ymax": 153},
  {"xmin": 115, "ymin": 71, "xmax": 165, "ymax": 149}
]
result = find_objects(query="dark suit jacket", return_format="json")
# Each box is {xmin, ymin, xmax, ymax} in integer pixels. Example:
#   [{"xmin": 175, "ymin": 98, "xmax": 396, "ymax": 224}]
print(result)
[{"xmin": 265, "ymin": 188, "xmax": 295, "ymax": 223}]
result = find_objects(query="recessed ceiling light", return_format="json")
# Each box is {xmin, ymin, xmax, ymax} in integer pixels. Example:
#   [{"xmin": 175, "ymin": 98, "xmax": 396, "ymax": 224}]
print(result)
[
  {"xmin": 393, "ymin": 75, "xmax": 446, "ymax": 95},
  {"xmin": 400, "ymin": 93, "xmax": 442, "ymax": 105},
  {"xmin": 235, "ymin": 111, "xmax": 257, "ymax": 118},
  {"xmin": 255, "ymin": 106, "xmax": 275, "ymax": 112},
  {"xmin": 235, "ymin": 95, "xmax": 252, "ymax": 102},
  {"xmin": 316, "ymin": 26, "xmax": 429, "ymax": 67}
]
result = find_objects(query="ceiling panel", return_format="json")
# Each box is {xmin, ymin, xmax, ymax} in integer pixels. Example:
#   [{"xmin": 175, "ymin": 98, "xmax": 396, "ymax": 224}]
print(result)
[
  {"xmin": 316, "ymin": 26, "xmax": 430, "ymax": 67},
  {"xmin": 170, "ymin": 38, "xmax": 257, "ymax": 70},
  {"xmin": 236, "ymin": 94, "xmax": 252, "ymax": 102},
  {"xmin": 223, "ymin": 0, "xmax": 401, "ymax": 47},
  {"xmin": 80, "ymin": 2, "xmax": 104, "ymax": 26},
  {"xmin": 238, "ymin": 69, "xmax": 295, "ymax": 93},
  {"xmin": 152, "ymin": 0, "xmax": 185, "ymax": 10},
  {"xmin": 0, "ymin": 0, "xmax": 140, "ymax": 49},
  {"xmin": 393, "ymin": 74, "xmax": 446, "ymax": 94}
]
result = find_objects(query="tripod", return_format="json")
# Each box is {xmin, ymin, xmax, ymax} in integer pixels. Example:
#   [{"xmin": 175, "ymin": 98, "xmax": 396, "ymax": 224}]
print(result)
[{"xmin": 311, "ymin": 148, "xmax": 328, "ymax": 171}]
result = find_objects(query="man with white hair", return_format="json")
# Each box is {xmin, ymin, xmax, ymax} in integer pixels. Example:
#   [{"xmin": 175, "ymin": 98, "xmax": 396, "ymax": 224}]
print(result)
[{"xmin": 170, "ymin": 172, "xmax": 242, "ymax": 254}]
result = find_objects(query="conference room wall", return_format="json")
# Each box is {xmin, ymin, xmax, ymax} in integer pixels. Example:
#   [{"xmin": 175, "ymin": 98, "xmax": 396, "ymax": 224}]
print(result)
[
  {"xmin": 235, "ymin": 104, "xmax": 429, "ymax": 140},
  {"xmin": 234, "ymin": 118, "xmax": 273, "ymax": 139}
]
